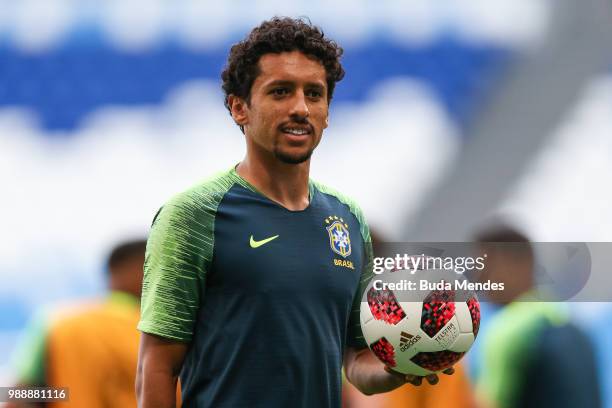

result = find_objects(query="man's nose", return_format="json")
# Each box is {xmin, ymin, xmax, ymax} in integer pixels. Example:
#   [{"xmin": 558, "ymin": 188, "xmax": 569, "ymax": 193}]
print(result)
[{"xmin": 290, "ymin": 91, "xmax": 309, "ymax": 119}]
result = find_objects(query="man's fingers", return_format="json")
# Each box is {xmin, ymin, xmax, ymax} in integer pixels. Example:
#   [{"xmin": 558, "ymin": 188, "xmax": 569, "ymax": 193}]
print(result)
[
  {"xmin": 425, "ymin": 374, "xmax": 439, "ymax": 385},
  {"xmin": 384, "ymin": 365, "xmax": 405, "ymax": 379},
  {"xmin": 404, "ymin": 375, "xmax": 422, "ymax": 386},
  {"xmin": 385, "ymin": 366, "xmax": 447, "ymax": 386}
]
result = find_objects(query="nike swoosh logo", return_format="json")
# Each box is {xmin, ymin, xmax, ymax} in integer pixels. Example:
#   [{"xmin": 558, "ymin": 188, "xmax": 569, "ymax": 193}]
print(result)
[{"xmin": 249, "ymin": 235, "xmax": 279, "ymax": 248}]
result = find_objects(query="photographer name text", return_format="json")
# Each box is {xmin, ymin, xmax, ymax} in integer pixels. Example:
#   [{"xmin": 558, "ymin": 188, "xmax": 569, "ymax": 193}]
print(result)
[{"xmin": 372, "ymin": 279, "xmax": 504, "ymax": 292}]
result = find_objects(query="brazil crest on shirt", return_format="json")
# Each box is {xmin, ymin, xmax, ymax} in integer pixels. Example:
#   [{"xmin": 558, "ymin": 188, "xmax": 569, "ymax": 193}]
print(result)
[{"xmin": 326, "ymin": 218, "xmax": 352, "ymax": 258}]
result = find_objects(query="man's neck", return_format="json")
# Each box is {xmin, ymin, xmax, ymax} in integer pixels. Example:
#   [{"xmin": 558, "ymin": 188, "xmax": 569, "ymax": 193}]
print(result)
[{"xmin": 236, "ymin": 156, "xmax": 311, "ymax": 211}]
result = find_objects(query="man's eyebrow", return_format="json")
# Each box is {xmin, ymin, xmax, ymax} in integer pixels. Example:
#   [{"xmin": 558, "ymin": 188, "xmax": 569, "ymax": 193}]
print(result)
[
  {"xmin": 305, "ymin": 82, "xmax": 325, "ymax": 89},
  {"xmin": 264, "ymin": 80, "xmax": 326, "ymax": 88},
  {"xmin": 265, "ymin": 80, "xmax": 293, "ymax": 87}
]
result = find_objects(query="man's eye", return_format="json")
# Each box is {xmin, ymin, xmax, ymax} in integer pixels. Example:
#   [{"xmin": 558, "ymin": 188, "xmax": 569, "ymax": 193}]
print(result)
[
  {"xmin": 307, "ymin": 90, "xmax": 322, "ymax": 98},
  {"xmin": 271, "ymin": 88, "xmax": 288, "ymax": 96}
]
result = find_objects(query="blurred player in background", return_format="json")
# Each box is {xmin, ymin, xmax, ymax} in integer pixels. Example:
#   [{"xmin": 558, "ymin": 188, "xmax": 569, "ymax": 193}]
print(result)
[
  {"xmin": 136, "ymin": 17, "xmax": 450, "ymax": 408},
  {"xmin": 475, "ymin": 227, "xmax": 601, "ymax": 408},
  {"xmin": 9, "ymin": 239, "xmax": 147, "ymax": 408}
]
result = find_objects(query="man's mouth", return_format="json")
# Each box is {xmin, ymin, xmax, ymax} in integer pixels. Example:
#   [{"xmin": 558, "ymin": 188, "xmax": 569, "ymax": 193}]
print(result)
[{"xmin": 280, "ymin": 125, "xmax": 312, "ymax": 136}]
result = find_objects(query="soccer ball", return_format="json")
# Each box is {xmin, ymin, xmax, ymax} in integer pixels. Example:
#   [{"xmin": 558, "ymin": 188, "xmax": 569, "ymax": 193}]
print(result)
[{"xmin": 360, "ymin": 268, "xmax": 480, "ymax": 376}]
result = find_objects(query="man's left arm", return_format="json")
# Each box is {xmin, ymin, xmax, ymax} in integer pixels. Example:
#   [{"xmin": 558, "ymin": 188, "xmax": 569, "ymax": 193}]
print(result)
[
  {"xmin": 343, "ymin": 346, "xmax": 408, "ymax": 395},
  {"xmin": 343, "ymin": 213, "xmax": 452, "ymax": 395},
  {"xmin": 344, "ymin": 347, "xmax": 451, "ymax": 395}
]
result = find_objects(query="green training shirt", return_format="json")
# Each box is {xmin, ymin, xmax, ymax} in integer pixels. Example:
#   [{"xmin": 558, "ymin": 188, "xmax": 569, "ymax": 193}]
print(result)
[{"xmin": 138, "ymin": 168, "xmax": 373, "ymax": 408}]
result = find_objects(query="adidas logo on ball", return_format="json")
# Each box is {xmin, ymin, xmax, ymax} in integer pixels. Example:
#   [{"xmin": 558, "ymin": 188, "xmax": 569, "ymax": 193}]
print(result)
[{"xmin": 399, "ymin": 331, "xmax": 421, "ymax": 352}]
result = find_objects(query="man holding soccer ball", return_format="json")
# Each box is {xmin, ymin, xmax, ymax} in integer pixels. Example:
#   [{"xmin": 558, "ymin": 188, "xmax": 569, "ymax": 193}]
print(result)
[{"xmin": 136, "ymin": 17, "xmax": 450, "ymax": 407}]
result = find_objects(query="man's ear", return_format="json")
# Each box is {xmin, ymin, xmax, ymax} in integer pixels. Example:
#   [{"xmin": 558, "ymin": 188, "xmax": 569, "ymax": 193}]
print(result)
[{"xmin": 228, "ymin": 95, "xmax": 249, "ymax": 127}]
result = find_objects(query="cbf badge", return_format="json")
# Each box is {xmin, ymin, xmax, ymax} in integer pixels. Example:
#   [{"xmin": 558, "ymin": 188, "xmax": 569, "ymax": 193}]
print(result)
[{"xmin": 325, "ymin": 216, "xmax": 352, "ymax": 258}]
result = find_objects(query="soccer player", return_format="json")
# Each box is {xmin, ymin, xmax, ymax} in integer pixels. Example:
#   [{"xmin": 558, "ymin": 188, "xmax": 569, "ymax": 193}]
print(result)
[
  {"xmin": 136, "ymin": 17, "xmax": 450, "ymax": 408},
  {"xmin": 475, "ymin": 227, "xmax": 601, "ymax": 408},
  {"xmin": 9, "ymin": 239, "xmax": 147, "ymax": 408}
]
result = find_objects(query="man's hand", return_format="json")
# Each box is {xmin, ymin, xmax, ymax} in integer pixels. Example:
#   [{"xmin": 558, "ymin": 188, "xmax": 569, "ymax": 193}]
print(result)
[
  {"xmin": 344, "ymin": 347, "xmax": 454, "ymax": 395},
  {"xmin": 384, "ymin": 365, "xmax": 455, "ymax": 386}
]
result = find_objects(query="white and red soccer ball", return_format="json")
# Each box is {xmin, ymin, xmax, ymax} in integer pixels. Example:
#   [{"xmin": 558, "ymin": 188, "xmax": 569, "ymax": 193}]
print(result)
[{"xmin": 360, "ymin": 268, "xmax": 480, "ymax": 376}]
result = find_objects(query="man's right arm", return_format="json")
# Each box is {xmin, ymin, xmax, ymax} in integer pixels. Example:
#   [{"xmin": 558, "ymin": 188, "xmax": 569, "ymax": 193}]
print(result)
[
  {"xmin": 137, "ymin": 195, "xmax": 213, "ymax": 406},
  {"xmin": 136, "ymin": 333, "xmax": 188, "ymax": 408}
]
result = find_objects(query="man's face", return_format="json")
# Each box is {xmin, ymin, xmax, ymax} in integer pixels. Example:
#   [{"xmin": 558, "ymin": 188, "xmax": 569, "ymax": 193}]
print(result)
[
  {"xmin": 477, "ymin": 244, "xmax": 533, "ymax": 304},
  {"xmin": 231, "ymin": 51, "xmax": 329, "ymax": 164},
  {"xmin": 110, "ymin": 255, "xmax": 144, "ymax": 298}
]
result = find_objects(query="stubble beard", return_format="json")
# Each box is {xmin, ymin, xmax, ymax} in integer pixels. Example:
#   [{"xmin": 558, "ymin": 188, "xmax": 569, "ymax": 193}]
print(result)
[
  {"xmin": 273, "ymin": 131, "xmax": 317, "ymax": 164},
  {"xmin": 272, "ymin": 117, "xmax": 318, "ymax": 164},
  {"xmin": 274, "ymin": 146, "xmax": 314, "ymax": 164}
]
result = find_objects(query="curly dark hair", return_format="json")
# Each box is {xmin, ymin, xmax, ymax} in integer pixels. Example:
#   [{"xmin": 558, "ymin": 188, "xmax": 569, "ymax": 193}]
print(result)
[{"xmin": 221, "ymin": 17, "xmax": 345, "ymax": 114}]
